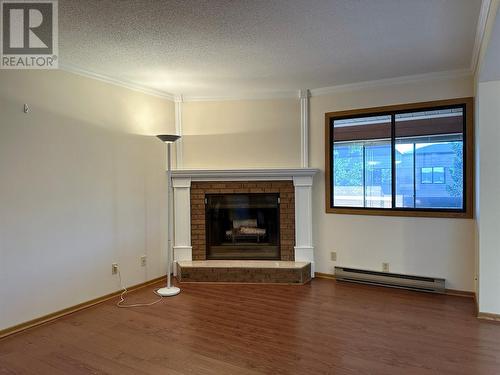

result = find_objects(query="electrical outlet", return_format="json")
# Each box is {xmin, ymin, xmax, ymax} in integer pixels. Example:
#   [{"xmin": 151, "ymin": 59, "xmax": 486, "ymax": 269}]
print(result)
[
  {"xmin": 382, "ymin": 262, "xmax": 390, "ymax": 272},
  {"xmin": 140, "ymin": 255, "xmax": 147, "ymax": 267},
  {"xmin": 330, "ymin": 251, "xmax": 337, "ymax": 261},
  {"xmin": 112, "ymin": 263, "xmax": 118, "ymax": 275}
]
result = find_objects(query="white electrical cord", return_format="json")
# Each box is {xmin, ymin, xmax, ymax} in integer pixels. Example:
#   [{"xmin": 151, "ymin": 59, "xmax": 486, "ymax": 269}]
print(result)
[{"xmin": 116, "ymin": 268, "xmax": 163, "ymax": 308}]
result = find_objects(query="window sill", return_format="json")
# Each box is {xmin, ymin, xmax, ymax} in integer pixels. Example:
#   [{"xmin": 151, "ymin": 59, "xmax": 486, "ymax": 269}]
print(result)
[{"xmin": 326, "ymin": 207, "xmax": 473, "ymax": 219}]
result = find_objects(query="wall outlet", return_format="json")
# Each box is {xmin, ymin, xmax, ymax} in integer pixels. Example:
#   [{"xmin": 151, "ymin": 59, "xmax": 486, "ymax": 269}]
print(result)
[
  {"xmin": 140, "ymin": 255, "xmax": 147, "ymax": 267},
  {"xmin": 382, "ymin": 262, "xmax": 390, "ymax": 272},
  {"xmin": 330, "ymin": 251, "xmax": 337, "ymax": 261},
  {"xmin": 111, "ymin": 263, "xmax": 119, "ymax": 275}
]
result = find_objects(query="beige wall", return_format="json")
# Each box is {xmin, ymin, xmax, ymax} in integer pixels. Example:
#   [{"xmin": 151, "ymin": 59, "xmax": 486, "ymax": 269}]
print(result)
[
  {"xmin": 310, "ymin": 75, "xmax": 475, "ymax": 291},
  {"xmin": 181, "ymin": 75, "xmax": 476, "ymax": 291},
  {"xmin": 181, "ymin": 99, "xmax": 301, "ymax": 168},
  {"xmin": 0, "ymin": 70, "xmax": 175, "ymax": 330}
]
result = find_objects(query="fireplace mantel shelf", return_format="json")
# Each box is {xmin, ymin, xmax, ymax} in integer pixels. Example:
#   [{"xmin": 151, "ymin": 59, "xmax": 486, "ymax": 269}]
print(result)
[{"xmin": 171, "ymin": 168, "xmax": 318, "ymax": 181}]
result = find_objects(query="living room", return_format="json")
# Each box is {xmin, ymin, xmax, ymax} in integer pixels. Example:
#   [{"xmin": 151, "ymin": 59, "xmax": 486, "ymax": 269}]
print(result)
[{"xmin": 1, "ymin": 1, "xmax": 500, "ymax": 374}]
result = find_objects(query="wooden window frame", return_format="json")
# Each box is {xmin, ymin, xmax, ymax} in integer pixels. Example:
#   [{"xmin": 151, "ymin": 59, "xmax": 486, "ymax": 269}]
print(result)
[{"xmin": 324, "ymin": 97, "xmax": 474, "ymax": 218}]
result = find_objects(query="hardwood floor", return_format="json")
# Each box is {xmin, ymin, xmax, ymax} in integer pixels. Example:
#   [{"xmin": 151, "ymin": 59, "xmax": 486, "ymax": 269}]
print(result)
[{"xmin": 1, "ymin": 278, "xmax": 500, "ymax": 374}]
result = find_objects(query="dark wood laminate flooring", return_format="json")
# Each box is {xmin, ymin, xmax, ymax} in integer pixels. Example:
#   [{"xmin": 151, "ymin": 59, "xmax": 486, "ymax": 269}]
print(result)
[{"xmin": 1, "ymin": 278, "xmax": 500, "ymax": 374}]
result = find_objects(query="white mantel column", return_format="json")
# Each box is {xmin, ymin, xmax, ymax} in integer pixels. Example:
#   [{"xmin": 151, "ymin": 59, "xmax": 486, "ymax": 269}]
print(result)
[
  {"xmin": 172, "ymin": 177, "xmax": 192, "ymax": 274},
  {"xmin": 293, "ymin": 175, "xmax": 314, "ymax": 276}
]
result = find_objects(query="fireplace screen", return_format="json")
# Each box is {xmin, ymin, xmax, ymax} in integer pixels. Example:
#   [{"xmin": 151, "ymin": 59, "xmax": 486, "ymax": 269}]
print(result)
[{"xmin": 205, "ymin": 193, "xmax": 280, "ymax": 260}]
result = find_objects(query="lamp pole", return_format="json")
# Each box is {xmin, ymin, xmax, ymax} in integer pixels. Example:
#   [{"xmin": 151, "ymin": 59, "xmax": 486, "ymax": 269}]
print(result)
[{"xmin": 156, "ymin": 135, "xmax": 181, "ymax": 297}]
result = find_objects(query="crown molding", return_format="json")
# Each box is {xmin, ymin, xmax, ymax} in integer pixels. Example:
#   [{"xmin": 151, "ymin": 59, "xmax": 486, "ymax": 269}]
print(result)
[
  {"xmin": 183, "ymin": 69, "xmax": 472, "ymax": 102},
  {"xmin": 59, "ymin": 65, "xmax": 472, "ymax": 103},
  {"xmin": 309, "ymin": 69, "xmax": 473, "ymax": 97},
  {"xmin": 471, "ymin": 0, "xmax": 494, "ymax": 73},
  {"xmin": 299, "ymin": 89, "xmax": 310, "ymax": 99},
  {"xmin": 59, "ymin": 63, "xmax": 176, "ymax": 101},
  {"xmin": 474, "ymin": 0, "xmax": 500, "ymax": 83},
  {"xmin": 182, "ymin": 90, "xmax": 299, "ymax": 102}
]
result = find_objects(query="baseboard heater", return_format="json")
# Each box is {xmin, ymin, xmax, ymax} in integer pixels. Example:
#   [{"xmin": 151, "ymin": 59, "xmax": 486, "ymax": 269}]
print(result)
[{"xmin": 334, "ymin": 266, "xmax": 445, "ymax": 294}]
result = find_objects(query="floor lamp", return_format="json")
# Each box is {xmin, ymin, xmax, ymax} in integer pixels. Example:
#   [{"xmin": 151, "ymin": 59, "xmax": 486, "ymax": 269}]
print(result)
[{"xmin": 156, "ymin": 134, "xmax": 181, "ymax": 297}]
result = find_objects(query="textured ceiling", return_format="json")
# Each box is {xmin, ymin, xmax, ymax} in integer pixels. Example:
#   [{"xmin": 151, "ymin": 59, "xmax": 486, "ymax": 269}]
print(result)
[{"xmin": 59, "ymin": 0, "xmax": 482, "ymax": 97}]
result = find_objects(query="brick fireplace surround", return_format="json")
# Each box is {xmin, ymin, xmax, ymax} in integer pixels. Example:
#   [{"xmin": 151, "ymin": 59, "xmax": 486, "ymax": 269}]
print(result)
[
  {"xmin": 191, "ymin": 180, "xmax": 296, "ymax": 261},
  {"xmin": 170, "ymin": 169, "xmax": 318, "ymax": 277}
]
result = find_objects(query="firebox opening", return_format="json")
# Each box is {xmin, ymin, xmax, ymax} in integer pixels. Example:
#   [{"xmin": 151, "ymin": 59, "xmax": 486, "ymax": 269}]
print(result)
[{"xmin": 205, "ymin": 193, "xmax": 280, "ymax": 260}]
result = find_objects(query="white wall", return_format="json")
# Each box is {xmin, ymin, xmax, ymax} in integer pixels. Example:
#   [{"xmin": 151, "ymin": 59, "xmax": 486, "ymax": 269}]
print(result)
[
  {"xmin": 181, "ymin": 75, "xmax": 476, "ymax": 291},
  {"xmin": 477, "ymin": 81, "xmax": 500, "ymax": 314},
  {"xmin": 0, "ymin": 70, "xmax": 175, "ymax": 330},
  {"xmin": 475, "ymin": 0, "xmax": 500, "ymax": 315}
]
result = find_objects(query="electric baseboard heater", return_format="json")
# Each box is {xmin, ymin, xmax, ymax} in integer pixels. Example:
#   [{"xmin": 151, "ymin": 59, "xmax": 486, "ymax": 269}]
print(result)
[{"xmin": 334, "ymin": 266, "xmax": 445, "ymax": 294}]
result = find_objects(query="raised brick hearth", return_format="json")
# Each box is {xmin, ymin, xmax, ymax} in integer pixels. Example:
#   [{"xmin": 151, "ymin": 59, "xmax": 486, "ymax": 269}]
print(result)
[
  {"xmin": 177, "ymin": 260, "xmax": 311, "ymax": 284},
  {"xmin": 191, "ymin": 180, "xmax": 295, "ymax": 261}
]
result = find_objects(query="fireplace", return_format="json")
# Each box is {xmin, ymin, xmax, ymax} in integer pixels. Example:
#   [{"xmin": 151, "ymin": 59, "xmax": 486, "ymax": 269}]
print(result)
[
  {"xmin": 206, "ymin": 193, "xmax": 280, "ymax": 260},
  {"xmin": 189, "ymin": 180, "xmax": 295, "ymax": 261},
  {"xmin": 170, "ymin": 169, "xmax": 318, "ymax": 275}
]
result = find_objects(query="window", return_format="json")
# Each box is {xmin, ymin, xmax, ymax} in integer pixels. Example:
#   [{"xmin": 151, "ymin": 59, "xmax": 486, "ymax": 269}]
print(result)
[
  {"xmin": 325, "ymin": 98, "xmax": 473, "ymax": 218},
  {"xmin": 421, "ymin": 167, "xmax": 445, "ymax": 184},
  {"xmin": 421, "ymin": 167, "xmax": 433, "ymax": 184}
]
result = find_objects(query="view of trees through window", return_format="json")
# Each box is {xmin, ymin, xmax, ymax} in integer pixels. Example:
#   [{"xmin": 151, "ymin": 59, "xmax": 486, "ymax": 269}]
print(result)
[{"xmin": 332, "ymin": 107, "xmax": 465, "ymax": 211}]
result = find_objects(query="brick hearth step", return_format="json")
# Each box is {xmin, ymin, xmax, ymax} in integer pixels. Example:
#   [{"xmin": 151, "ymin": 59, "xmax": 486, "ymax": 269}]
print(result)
[{"xmin": 176, "ymin": 260, "xmax": 311, "ymax": 284}]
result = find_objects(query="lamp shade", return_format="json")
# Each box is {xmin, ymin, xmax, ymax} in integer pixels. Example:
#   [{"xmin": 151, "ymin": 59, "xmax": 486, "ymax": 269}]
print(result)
[{"xmin": 156, "ymin": 134, "xmax": 181, "ymax": 143}]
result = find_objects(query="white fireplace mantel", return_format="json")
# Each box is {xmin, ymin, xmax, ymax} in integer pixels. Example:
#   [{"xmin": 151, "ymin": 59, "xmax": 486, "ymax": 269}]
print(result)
[
  {"xmin": 170, "ymin": 168, "xmax": 319, "ymax": 276},
  {"xmin": 171, "ymin": 168, "xmax": 318, "ymax": 181}
]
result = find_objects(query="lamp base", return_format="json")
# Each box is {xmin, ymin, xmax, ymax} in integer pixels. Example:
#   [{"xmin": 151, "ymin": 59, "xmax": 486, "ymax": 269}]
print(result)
[{"xmin": 156, "ymin": 286, "xmax": 181, "ymax": 297}]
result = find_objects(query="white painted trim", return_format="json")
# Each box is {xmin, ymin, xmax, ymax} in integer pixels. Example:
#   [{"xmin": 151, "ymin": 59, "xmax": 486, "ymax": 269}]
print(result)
[
  {"xmin": 293, "ymin": 175, "xmax": 314, "ymax": 187},
  {"xmin": 182, "ymin": 91, "xmax": 299, "ymax": 102},
  {"xmin": 299, "ymin": 89, "xmax": 310, "ymax": 168},
  {"xmin": 181, "ymin": 176, "xmax": 297, "ymax": 182},
  {"xmin": 173, "ymin": 246, "xmax": 192, "ymax": 260},
  {"xmin": 294, "ymin": 246, "xmax": 314, "ymax": 251},
  {"xmin": 293, "ymin": 174, "xmax": 315, "ymax": 278},
  {"xmin": 60, "ymin": 63, "xmax": 471, "ymax": 103},
  {"xmin": 309, "ymin": 69, "xmax": 473, "ymax": 97},
  {"xmin": 171, "ymin": 168, "xmax": 318, "ymax": 181},
  {"xmin": 475, "ymin": 0, "xmax": 500, "ymax": 83},
  {"xmin": 181, "ymin": 69, "xmax": 472, "ymax": 102},
  {"xmin": 59, "ymin": 63, "xmax": 176, "ymax": 101},
  {"xmin": 299, "ymin": 89, "xmax": 310, "ymax": 98},
  {"xmin": 471, "ymin": 0, "xmax": 493, "ymax": 73},
  {"xmin": 174, "ymin": 95, "xmax": 184, "ymax": 168},
  {"xmin": 172, "ymin": 177, "xmax": 192, "ymax": 188},
  {"xmin": 173, "ymin": 246, "xmax": 193, "ymax": 276},
  {"xmin": 172, "ymin": 179, "xmax": 192, "ymax": 264},
  {"xmin": 171, "ymin": 169, "xmax": 317, "ymax": 275},
  {"xmin": 173, "ymin": 245, "xmax": 193, "ymax": 250}
]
